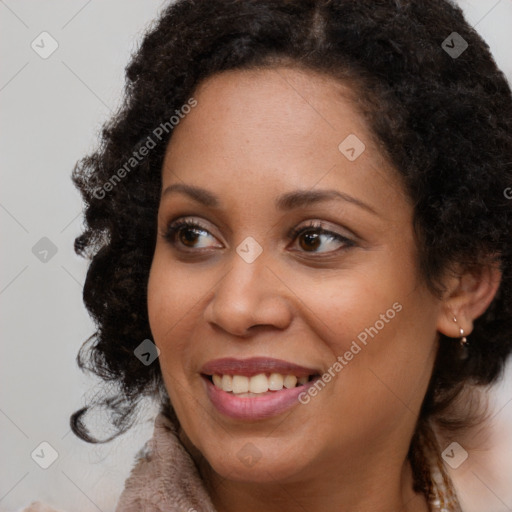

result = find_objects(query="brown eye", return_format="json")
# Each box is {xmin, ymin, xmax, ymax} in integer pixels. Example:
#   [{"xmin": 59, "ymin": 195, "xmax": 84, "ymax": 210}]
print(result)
[
  {"xmin": 299, "ymin": 232, "xmax": 322, "ymax": 251},
  {"xmin": 179, "ymin": 226, "xmax": 204, "ymax": 247},
  {"xmin": 163, "ymin": 219, "xmax": 221, "ymax": 250},
  {"xmin": 289, "ymin": 222, "xmax": 354, "ymax": 254}
]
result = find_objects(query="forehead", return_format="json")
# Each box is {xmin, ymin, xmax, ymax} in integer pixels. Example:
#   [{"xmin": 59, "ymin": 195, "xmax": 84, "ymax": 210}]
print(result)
[
  {"xmin": 160, "ymin": 66, "xmax": 409, "ymax": 218},
  {"xmin": 180, "ymin": 66, "xmax": 367, "ymax": 147}
]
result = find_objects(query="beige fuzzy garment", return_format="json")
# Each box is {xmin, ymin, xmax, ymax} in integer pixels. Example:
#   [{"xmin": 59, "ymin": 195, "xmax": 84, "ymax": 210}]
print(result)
[{"xmin": 22, "ymin": 412, "xmax": 217, "ymax": 512}]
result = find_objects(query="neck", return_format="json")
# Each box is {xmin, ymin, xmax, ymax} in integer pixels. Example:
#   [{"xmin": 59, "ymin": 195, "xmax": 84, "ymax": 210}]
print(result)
[{"xmin": 194, "ymin": 448, "xmax": 431, "ymax": 512}]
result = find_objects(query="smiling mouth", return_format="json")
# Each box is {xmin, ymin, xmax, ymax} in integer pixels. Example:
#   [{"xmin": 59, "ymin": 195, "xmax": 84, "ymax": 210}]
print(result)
[
  {"xmin": 203, "ymin": 372, "xmax": 319, "ymax": 396},
  {"xmin": 200, "ymin": 357, "xmax": 322, "ymax": 418}
]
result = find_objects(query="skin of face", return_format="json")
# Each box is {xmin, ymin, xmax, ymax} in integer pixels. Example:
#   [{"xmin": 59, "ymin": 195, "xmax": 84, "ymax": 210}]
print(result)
[{"xmin": 146, "ymin": 66, "xmax": 499, "ymax": 512}]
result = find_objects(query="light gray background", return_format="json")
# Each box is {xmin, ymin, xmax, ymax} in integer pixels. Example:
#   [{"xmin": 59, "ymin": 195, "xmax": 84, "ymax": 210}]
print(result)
[{"xmin": 1, "ymin": 1, "xmax": 512, "ymax": 511}]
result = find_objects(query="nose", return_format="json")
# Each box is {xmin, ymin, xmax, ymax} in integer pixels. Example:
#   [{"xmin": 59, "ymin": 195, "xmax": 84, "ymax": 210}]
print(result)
[{"xmin": 203, "ymin": 250, "xmax": 293, "ymax": 337}]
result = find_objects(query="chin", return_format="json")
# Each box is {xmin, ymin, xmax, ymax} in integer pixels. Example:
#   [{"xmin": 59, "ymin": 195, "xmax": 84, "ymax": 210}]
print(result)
[{"xmin": 200, "ymin": 438, "xmax": 311, "ymax": 484}]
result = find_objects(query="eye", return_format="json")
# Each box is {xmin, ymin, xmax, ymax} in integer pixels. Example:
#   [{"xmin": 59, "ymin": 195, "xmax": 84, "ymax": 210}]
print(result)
[
  {"xmin": 162, "ymin": 218, "xmax": 222, "ymax": 250},
  {"xmin": 288, "ymin": 221, "xmax": 354, "ymax": 254},
  {"xmin": 162, "ymin": 218, "xmax": 354, "ymax": 255}
]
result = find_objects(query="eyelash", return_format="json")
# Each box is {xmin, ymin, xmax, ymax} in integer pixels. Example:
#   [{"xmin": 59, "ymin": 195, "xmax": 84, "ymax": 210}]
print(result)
[{"xmin": 162, "ymin": 219, "xmax": 354, "ymax": 255}]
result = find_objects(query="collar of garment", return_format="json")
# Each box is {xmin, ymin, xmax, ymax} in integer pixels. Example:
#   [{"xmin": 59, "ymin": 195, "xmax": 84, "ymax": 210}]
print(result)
[{"xmin": 114, "ymin": 411, "xmax": 216, "ymax": 512}]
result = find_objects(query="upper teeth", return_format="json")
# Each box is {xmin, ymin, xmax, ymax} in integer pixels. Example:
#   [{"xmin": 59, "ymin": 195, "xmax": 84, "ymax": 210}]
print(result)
[{"xmin": 212, "ymin": 373, "xmax": 309, "ymax": 394}]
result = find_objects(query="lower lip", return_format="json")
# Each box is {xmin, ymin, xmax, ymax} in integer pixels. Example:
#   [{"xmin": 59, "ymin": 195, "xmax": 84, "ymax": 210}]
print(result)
[{"xmin": 203, "ymin": 376, "xmax": 317, "ymax": 421}]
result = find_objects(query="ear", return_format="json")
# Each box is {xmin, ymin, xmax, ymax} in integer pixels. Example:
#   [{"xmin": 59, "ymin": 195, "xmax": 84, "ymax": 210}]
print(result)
[{"xmin": 436, "ymin": 261, "xmax": 502, "ymax": 338}]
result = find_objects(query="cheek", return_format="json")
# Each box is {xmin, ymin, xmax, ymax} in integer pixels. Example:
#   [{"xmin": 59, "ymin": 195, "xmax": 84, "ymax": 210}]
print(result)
[
  {"xmin": 147, "ymin": 258, "xmax": 197, "ymax": 412},
  {"xmin": 308, "ymin": 273, "xmax": 437, "ymax": 428},
  {"xmin": 147, "ymin": 254, "xmax": 204, "ymax": 378},
  {"xmin": 289, "ymin": 262, "xmax": 409, "ymax": 353},
  {"xmin": 290, "ymin": 254, "xmax": 436, "ymax": 398},
  {"xmin": 148, "ymin": 252, "xmax": 202, "ymax": 336}
]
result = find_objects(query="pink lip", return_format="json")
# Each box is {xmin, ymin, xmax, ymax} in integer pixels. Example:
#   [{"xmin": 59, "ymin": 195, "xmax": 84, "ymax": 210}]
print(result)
[
  {"xmin": 200, "ymin": 357, "xmax": 321, "ymax": 421},
  {"xmin": 200, "ymin": 357, "xmax": 319, "ymax": 378},
  {"xmin": 203, "ymin": 376, "xmax": 319, "ymax": 421}
]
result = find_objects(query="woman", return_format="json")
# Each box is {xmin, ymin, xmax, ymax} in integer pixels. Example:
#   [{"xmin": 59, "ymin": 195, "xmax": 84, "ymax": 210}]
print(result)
[{"xmin": 24, "ymin": 0, "xmax": 512, "ymax": 511}]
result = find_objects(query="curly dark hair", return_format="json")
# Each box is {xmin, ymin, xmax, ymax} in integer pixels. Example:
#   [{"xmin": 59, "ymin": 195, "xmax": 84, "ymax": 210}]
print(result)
[{"xmin": 70, "ymin": 0, "xmax": 512, "ymax": 505}]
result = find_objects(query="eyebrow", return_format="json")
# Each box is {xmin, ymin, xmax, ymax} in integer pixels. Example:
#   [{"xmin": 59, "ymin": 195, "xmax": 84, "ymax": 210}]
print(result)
[{"xmin": 162, "ymin": 183, "xmax": 378, "ymax": 215}]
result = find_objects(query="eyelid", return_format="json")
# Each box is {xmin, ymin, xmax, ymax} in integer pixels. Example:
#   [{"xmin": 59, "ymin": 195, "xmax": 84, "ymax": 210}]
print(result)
[
  {"xmin": 287, "ymin": 220, "xmax": 353, "ymax": 240},
  {"xmin": 170, "ymin": 216, "xmax": 212, "ymax": 233}
]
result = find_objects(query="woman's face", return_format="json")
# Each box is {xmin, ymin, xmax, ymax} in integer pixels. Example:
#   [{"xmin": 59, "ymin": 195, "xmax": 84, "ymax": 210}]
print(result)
[{"xmin": 147, "ymin": 67, "xmax": 445, "ymax": 484}]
